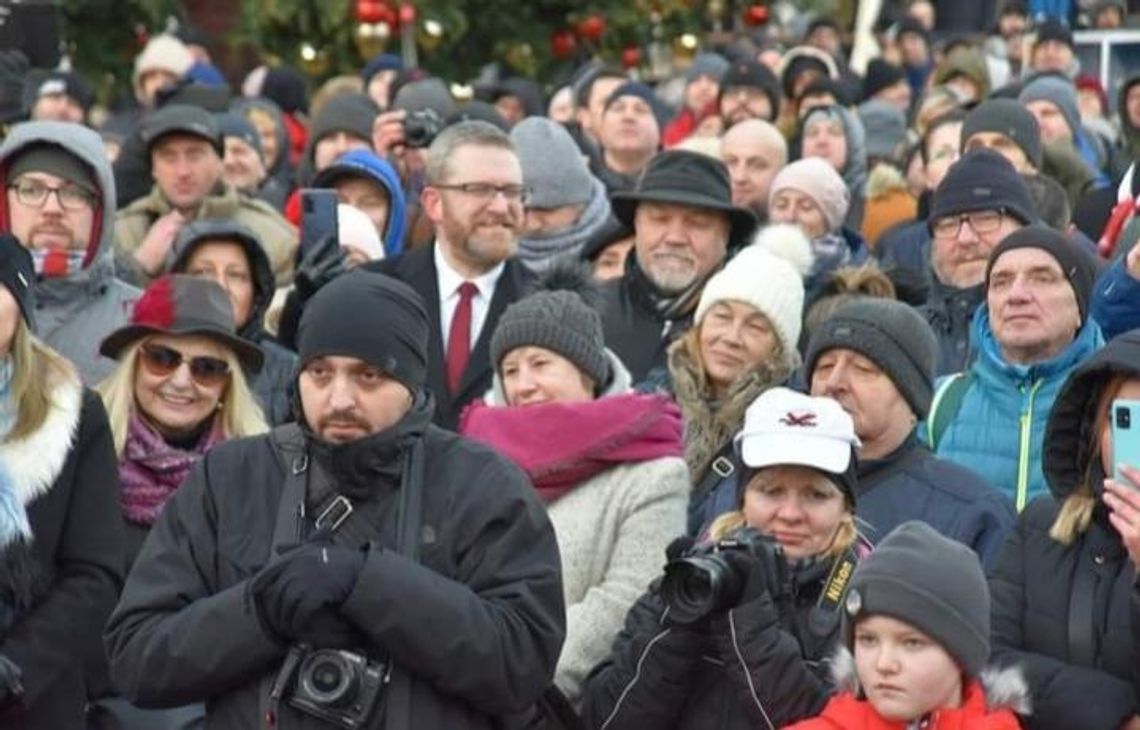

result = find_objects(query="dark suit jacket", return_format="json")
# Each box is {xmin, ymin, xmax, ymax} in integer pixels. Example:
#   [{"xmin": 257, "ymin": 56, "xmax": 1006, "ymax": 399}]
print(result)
[{"xmin": 367, "ymin": 244, "xmax": 531, "ymax": 430}]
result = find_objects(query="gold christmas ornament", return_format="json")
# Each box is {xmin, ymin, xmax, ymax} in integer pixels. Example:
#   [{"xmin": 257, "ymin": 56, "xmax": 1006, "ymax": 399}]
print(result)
[
  {"xmin": 298, "ymin": 42, "xmax": 330, "ymax": 75},
  {"xmin": 355, "ymin": 22, "xmax": 391, "ymax": 57}
]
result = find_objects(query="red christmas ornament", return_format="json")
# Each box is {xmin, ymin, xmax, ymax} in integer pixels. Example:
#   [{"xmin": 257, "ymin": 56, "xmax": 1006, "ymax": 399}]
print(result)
[
  {"xmin": 621, "ymin": 45, "xmax": 642, "ymax": 69},
  {"xmin": 742, "ymin": 4, "xmax": 769, "ymax": 26},
  {"xmin": 550, "ymin": 29, "xmax": 577, "ymax": 60},
  {"xmin": 398, "ymin": 3, "xmax": 417, "ymax": 26},
  {"xmin": 576, "ymin": 14, "xmax": 606, "ymax": 42},
  {"xmin": 355, "ymin": 0, "xmax": 383, "ymax": 23}
]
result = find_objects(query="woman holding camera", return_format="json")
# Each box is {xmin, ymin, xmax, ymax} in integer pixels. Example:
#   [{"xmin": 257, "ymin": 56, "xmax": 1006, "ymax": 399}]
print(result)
[
  {"xmin": 580, "ymin": 387, "xmax": 865, "ymax": 730},
  {"xmin": 989, "ymin": 329, "xmax": 1140, "ymax": 730},
  {"xmin": 460, "ymin": 282, "xmax": 689, "ymax": 705}
]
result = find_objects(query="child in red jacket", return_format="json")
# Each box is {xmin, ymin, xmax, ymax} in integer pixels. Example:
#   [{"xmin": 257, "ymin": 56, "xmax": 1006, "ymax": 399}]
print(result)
[{"xmin": 785, "ymin": 522, "xmax": 1030, "ymax": 730}]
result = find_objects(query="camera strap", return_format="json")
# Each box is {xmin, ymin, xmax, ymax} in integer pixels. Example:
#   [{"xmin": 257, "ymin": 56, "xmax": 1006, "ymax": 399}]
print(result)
[
  {"xmin": 807, "ymin": 547, "xmax": 858, "ymax": 640},
  {"xmin": 384, "ymin": 437, "xmax": 423, "ymax": 730}
]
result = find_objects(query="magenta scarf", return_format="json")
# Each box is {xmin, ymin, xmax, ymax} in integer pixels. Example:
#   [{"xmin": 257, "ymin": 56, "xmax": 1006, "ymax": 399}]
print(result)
[
  {"xmin": 459, "ymin": 392, "xmax": 684, "ymax": 503},
  {"xmin": 119, "ymin": 413, "xmax": 224, "ymax": 526}
]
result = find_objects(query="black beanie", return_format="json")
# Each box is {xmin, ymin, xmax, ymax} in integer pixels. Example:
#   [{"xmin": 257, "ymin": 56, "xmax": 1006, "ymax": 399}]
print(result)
[
  {"xmin": 605, "ymin": 81, "xmax": 666, "ymax": 130},
  {"xmin": 308, "ymin": 93, "xmax": 379, "ymax": 149},
  {"xmin": 843, "ymin": 521, "xmax": 991, "ymax": 678},
  {"xmin": 962, "ymin": 99, "xmax": 1043, "ymax": 171},
  {"xmin": 718, "ymin": 59, "xmax": 782, "ymax": 118},
  {"xmin": 929, "ymin": 148, "xmax": 1038, "ymax": 228},
  {"xmin": 985, "ymin": 224, "xmax": 1097, "ymax": 324},
  {"xmin": 296, "ymin": 270, "xmax": 429, "ymax": 392},
  {"xmin": 806, "ymin": 299, "xmax": 938, "ymax": 419},
  {"xmin": 861, "ymin": 59, "xmax": 906, "ymax": 102},
  {"xmin": 0, "ymin": 235, "xmax": 35, "ymax": 331}
]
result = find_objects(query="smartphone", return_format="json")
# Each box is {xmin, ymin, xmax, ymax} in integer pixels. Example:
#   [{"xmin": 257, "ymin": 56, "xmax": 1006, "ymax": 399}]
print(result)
[
  {"xmin": 299, "ymin": 188, "xmax": 340, "ymax": 256},
  {"xmin": 1111, "ymin": 399, "xmax": 1140, "ymax": 485}
]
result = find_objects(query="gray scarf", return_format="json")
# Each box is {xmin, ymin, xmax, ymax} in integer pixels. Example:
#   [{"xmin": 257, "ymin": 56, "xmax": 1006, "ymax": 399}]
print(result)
[{"xmin": 515, "ymin": 177, "xmax": 612, "ymax": 274}]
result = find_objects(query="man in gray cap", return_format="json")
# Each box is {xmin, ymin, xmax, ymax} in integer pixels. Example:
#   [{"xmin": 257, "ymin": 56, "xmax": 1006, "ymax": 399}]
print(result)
[
  {"xmin": 0, "ymin": 121, "xmax": 139, "ymax": 384},
  {"xmin": 807, "ymin": 299, "xmax": 1014, "ymax": 566},
  {"xmin": 114, "ymin": 104, "xmax": 297, "ymax": 288},
  {"xmin": 510, "ymin": 117, "xmax": 612, "ymax": 273}
]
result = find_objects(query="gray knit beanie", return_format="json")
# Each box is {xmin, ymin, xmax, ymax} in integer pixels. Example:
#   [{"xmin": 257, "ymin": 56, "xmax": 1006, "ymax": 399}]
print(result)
[
  {"xmin": 510, "ymin": 118, "xmax": 593, "ymax": 209},
  {"xmin": 491, "ymin": 290, "xmax": 610, "ymax": 387},
  {"xmin": 843, "ymin": 521, "xmax": 991, "ymax": 678},
  {"xmin": 962, "ymin": 98, "xmax": 1043, "ymax": 171},
  {"xmin": 805, "ymin": 299, "xmax": 938, "ymax": 419},
  {"xmin": 1018, "ymin": 76, "xmax": 1082, "ymax": 139}
]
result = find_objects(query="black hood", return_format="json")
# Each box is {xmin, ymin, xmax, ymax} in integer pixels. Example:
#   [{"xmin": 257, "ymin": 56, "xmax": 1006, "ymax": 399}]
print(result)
[{"xmin": 1044, "ymin": 329, "xmax": 1140, "ymax": 501}]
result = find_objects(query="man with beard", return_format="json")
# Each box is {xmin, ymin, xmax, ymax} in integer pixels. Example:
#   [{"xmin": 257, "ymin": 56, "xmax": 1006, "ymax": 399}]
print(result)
[
  {"xmin": 717, "ymin": 58, "xmax": 782, "ymax": 128},
  {"xmin": 599, "ymin": 150, "xmax": 757, "ymax": 382},
  {"xmin": 721, "ymin": 119, "xmax": 787, "ymax": 224},
  {"xmin": 0, "ymin": 121, "xmax": 139, "ymax": 383},
  {"xmin": 366, "ymin": 121, "xmax": 531, "ymax": 429}
]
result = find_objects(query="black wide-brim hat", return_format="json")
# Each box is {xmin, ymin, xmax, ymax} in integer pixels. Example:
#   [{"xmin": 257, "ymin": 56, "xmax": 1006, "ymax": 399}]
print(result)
[
  {"xmin": 610, "ymin": 150, "xmax": 758, "ymax": 250},
  {"xmin": 100, "ymin": 274, "xmax": 264, "ymax": 373}
]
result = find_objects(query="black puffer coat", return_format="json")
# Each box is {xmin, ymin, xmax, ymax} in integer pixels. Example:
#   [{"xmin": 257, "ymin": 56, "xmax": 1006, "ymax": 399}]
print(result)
[{"xmin": 989, "ymin": 329, "xmax": 1140, "ymax": 730}]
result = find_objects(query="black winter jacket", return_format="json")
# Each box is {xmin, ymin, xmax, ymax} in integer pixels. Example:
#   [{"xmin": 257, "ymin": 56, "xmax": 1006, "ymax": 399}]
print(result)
[
  {"xmin": 1, "ymin": 382, "xmax": 124, "ymax": 725},
  {"xmin": 918, "ymin": 277, "xmax": 984, "ymax": 377},
  {"xmin": 989, "ymin": 330, "xmax": 1140, "ymax": 729},
  {"xmin": 580, "ymin": 550, "xmax": 855, "ymax": 730},
  {"xmin": 105, "ymin": 398, "xmax": 565, "ymax": 729}
]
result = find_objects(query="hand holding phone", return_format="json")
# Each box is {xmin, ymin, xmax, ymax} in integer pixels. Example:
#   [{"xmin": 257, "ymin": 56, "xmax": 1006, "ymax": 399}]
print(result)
[{"xmin": 1111, "ymin": 399, "xmax": 1140, "ymax": 486}]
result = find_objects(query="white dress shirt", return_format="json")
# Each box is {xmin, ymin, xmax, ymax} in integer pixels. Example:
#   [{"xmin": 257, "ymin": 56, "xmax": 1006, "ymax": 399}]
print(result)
[{"xmin": 435, "ymin": 243, "xmax": 505, "ymax": 352}]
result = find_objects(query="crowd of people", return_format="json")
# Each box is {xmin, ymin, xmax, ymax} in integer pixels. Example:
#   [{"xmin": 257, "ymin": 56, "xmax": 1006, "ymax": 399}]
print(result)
[{"xmin": 2, "ymin": 0, "xmax": 1140, "ymax": 728}]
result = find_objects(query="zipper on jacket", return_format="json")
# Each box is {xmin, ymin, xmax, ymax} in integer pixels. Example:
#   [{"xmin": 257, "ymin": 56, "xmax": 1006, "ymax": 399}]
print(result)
[{"xmin": 1015, "ymin": 380, "xmax": 1044, "ymax": 512}]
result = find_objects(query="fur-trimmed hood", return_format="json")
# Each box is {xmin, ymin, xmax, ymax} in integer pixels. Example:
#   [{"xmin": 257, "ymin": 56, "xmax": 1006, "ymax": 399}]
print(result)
[{"xmin": 827, "ymin": 645, "xmax": 1032, "ymax": 716}]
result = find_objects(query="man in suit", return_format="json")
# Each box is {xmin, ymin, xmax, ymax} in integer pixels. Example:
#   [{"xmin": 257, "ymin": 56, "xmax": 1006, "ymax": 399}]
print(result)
[{"xmin": 369, "ymin": 120, "xmax": 530, "ymax": 429}]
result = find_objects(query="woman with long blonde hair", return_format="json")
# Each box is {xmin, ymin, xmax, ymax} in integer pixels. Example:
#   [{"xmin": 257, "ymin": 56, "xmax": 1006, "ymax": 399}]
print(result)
[
  {"xmin": 989, "ymin": 329, "xmax": 1140, "ymax": 730},
  {"xmin": 96, "ymin": 274, "xmax": 267, "ymax": 570}
]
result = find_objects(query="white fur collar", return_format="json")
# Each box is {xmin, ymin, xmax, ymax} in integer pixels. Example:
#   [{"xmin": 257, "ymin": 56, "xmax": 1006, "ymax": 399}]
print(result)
[{"xmin": 0, "ymin": 373, "xmax": 83, "ymax": 505}]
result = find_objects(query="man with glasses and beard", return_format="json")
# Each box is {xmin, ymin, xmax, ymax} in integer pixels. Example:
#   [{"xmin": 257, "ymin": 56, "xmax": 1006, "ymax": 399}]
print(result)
[
  {"xmin": 0, "ymin": 121, "xmax": 139, "ymax": 384},
  {"xmin": 366, "ymin": 121, "xmax": 531, "ymax": 430}
]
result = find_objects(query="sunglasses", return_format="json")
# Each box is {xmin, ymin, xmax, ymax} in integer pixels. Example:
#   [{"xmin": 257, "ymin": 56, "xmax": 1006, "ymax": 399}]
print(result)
[{"xmin": 139, "ymin": 343, "xmax": 230, "ymax": 387}]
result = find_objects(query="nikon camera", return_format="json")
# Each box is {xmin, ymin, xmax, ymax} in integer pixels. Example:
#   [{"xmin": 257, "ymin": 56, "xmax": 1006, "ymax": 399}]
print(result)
[
  {"xmin": 660, "ymin": 527, "xmax": 786, "ymax": 625},
  {"xmin": 273, "ymin": 645, "xmax": 388, "ymax": 729}
]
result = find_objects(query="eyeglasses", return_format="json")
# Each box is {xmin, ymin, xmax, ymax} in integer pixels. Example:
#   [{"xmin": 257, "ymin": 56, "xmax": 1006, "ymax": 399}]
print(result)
[
  {"xmin": 931, "ymin": 209, "xmax": 1006, "ymax": 239},
  {"xmin": 139, "ymin": 343, "xmax": 230, "ymax": 387},
  {"xmin": 7, "ymin": 178, "xmax": 96, "ymax": 211},
  {"xmin": 433, "ymin": 182, "xmax": 528, "ymax": 205}
]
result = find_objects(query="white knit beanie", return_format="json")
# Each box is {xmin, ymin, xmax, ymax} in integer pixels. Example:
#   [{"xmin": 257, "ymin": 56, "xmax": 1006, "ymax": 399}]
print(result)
[
  {"xmin": 768, "ymin": 157, "xmax": 850, "ymax": 233},
  {"xmin": 338, "ymin": 204, "xmax": 386, "ymax": 261},
  {"xmin": 695, "ymin": 244, "xmax": 806, "ymax": 368},
  {"xmin": 133, "ymin": 35, "xmax": 194, "ymax": 93}
]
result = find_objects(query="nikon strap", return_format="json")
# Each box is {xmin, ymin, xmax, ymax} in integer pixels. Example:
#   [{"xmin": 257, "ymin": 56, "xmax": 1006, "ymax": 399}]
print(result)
[{"xmin": 808, "ymin": 547, "xmax": 858, "ymax": 639}]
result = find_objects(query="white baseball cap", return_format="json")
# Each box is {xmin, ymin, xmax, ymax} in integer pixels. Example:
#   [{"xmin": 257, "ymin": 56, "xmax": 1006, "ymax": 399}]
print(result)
[{"xmin": 735, "ymin": 387, "xmax": 861, "ymax": 475}]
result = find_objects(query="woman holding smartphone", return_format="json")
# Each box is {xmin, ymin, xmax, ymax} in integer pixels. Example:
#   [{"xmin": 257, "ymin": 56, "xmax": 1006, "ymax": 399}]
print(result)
[{"xmin": 989, "ymin": 329, "xmax": 1140, "ymax": 730}]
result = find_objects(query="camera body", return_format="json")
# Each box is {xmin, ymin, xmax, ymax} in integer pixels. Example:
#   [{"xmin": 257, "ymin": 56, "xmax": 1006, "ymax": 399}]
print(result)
[
  {"xmin": 661, "ymin": 527, "xmax": 785, "ymax": 625},
  {"xmin": 275, "ymin": 645, "xmax": 388, "ymax": 729},
  {"xmin": 404, "ymin": 108, "xmax": 446, "ymax": 149}
]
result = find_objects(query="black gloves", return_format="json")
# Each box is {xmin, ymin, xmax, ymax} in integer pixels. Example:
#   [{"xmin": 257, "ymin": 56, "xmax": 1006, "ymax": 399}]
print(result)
[
  {"xmin": 0, "ymin": 653, "xmax": 22, "ymax": 706},
  {"xmin": 719, "ymin": 537, "xmax": 791, "ymax": 609},
  {"xmin": 294, "ymin": 234, "xmax": 347, "ymax": 302},
  {"xmin": 250, "ymin": 543, "xmax": 365, "ymax": 645}
]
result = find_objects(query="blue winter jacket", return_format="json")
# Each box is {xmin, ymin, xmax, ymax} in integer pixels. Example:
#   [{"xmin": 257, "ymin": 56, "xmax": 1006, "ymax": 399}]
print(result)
[
  {"xmin": 931, "ymin": 306, "xmax": 1102, "ymax": 512},
  {"xmin": 314, "ymin": 149, "xmax": 408, "ymax": 257},
  {"xmin": 1090, "ymin": 257, "xmax": 1140, "ymax": 341}
]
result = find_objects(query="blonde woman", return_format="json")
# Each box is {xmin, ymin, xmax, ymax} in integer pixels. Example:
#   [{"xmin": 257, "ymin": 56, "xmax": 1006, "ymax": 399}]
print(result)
[
  {"xmin": 990, "ymin": 329, "xmax": 1140, "ymax": 730},
  {"xmin": 97, "ymin": 274, "xmax": 267, "ymax": 570},
  {"xmin": 581, "ymin": 388, "xmax": 866, "ymax": 730},
  {"xmin": 0, "ymin": 236, "xmax": 122, "ymax": 727}
]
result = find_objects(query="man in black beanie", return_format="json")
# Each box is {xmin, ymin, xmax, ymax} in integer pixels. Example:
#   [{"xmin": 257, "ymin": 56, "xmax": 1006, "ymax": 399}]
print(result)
[
  {"xmin": 807, "ymin": 299, "xmax": 1014, "ymax": 566},
  {"xmin": 106, "ymin": 269, "xmax": 566, "ymax": 729},
  {"xmin": 717, "ymin": 58, "xmax": 782, "ymax": 127},
  {"xmin": 927, "ymin": 224, "xmax": 1103, "ymax": 513}
]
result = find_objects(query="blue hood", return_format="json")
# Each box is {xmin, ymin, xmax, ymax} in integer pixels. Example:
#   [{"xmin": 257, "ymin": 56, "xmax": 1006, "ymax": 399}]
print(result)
[{"xmin": 312, "ymin": 149, "xmax": 407, "ymax": 258}]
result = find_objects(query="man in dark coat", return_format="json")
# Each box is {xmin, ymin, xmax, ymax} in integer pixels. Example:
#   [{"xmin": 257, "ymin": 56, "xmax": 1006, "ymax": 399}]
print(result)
[
  {"xmin": 600, "ymin": 150, "xmax": 756, "ymax": 383},
  {"xmin": 104, "ymin": 270, "xmax": 565, "ymax": 729},
  {"xmin": 366, "ymin": 120, "xmax": 531, "ymax": 430},
  {"xmin": 807, "ymin": 298, "xmax": 1015, "ymax": 565}
]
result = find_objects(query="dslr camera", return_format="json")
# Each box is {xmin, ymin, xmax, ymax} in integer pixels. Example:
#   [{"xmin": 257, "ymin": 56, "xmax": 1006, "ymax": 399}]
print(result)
[
  {"xmin": 660, "ymin": 527, "xmax": 786, "ymax": 625},
  {"xmin": 273, "ymin": 644, "xmax": 387, "ymax": 729},
  {"xmin": 404, "ymin": 108, "xmax": 445, "ymax": 148}
]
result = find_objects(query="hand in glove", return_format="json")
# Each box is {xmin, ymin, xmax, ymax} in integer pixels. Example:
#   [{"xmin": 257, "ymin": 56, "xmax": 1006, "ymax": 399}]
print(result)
[
  {"xmin": 250, "ymin": 543, "xmax": 365, "ymax": 643},
  {"xmin": 293, "ymin": 233, "xmax": 347, "ymax": 301},
  {"xmin": 0, "ymin": 653, "xmax": 23, "ymax": 706},
  {"xmin": 718, "ymin": 534, "xmax": 791, "ymax": 609}
]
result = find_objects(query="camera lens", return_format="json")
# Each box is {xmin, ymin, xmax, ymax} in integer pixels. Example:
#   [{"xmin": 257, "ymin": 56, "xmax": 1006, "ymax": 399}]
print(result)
[
  {"xmin": 1118, "ymin": 407, "xmax": 1132, "ymax": 430},
  {"xmin": 661, "ymin": 555, "xmax": 742, "ymax": 624},
  {"xmin": 300, "ymin": 651, "xmax": 358, "ymax": 706}
]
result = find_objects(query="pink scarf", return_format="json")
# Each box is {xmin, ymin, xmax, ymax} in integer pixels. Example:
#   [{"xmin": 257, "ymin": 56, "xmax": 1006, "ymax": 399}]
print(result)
[
  {"xmin": 119, "ymin": 413, "xmax": 224, "ymax": 525},
  {"xmin": 459, "ymin": 392, "xmax": 684, "ymax": 503}
]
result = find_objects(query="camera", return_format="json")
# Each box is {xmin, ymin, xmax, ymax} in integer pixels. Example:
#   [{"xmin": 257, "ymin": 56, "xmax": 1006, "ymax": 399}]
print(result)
[
  {"xmin": 404, "ymin": 108, "xmax": 446, "ymax": 149},
  {"xmin": 1118, "ymin": 405, "xmax": 1132, "ymax": 430},
  {"xmin": 274, "ymin": 645, "xmax": 388, "ymax": 729},
  {"xmin": 660, "ymin": 527, "xmax": 785, "ymax": 625}
]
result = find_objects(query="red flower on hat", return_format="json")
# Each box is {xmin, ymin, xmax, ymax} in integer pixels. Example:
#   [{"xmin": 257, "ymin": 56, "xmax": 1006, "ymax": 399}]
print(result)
[
  {"xmin": 131, "ymin": 275, "xmax": 177, "ymax": 329},
  {"xmin": 780, "ymin": 411, "xmax": 818, "ymax": 428}
]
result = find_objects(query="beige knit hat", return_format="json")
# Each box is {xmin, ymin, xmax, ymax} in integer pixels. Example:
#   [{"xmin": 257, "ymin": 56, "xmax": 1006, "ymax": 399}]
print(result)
[
  {"xmin": 768, "ymin": 157, "xmax": 850, "ymax": 233},
  {"xmin": 132, "ymin": 35, "xmax": 194, "ymax": 96}
]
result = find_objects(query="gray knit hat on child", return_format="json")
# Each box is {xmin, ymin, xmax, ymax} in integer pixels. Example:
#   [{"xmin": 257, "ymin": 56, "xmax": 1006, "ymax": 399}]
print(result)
[
  {"xmin": 805, "ymin": 298, "xmax": 938, "ymax": 419},
  {"xmin": 510, "ymin": 117, "xmax": 594, "ymax": 209},
  {"xmin": 491, "ymin": 290, "xmax": 610, "ymax": 386},
  {"xmin": 843, "ymin": 521, "xmax": 991, "ymax": 678}
]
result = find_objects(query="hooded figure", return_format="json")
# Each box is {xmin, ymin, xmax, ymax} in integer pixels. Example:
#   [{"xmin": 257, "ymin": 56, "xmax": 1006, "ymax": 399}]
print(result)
[
  {"xmin": 233, "ymin": 97, "xmax": 295, "ymax": 204},
  {"xmin": 310, "ymin": 148, "xmax": 408, "ymax": 258},
  {"xmin": 800, "ymin": 104, "xmax": 869, "ymax": 232},
  {"xmin": 0, "ymin": 122, "xmax": 140, "ymax": 384}
]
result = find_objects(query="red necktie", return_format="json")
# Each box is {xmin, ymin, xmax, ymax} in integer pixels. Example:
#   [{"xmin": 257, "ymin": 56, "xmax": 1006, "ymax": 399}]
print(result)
[{"xmin": 446, "ymin": 282, "xmax": 478, "ymax": 394}]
